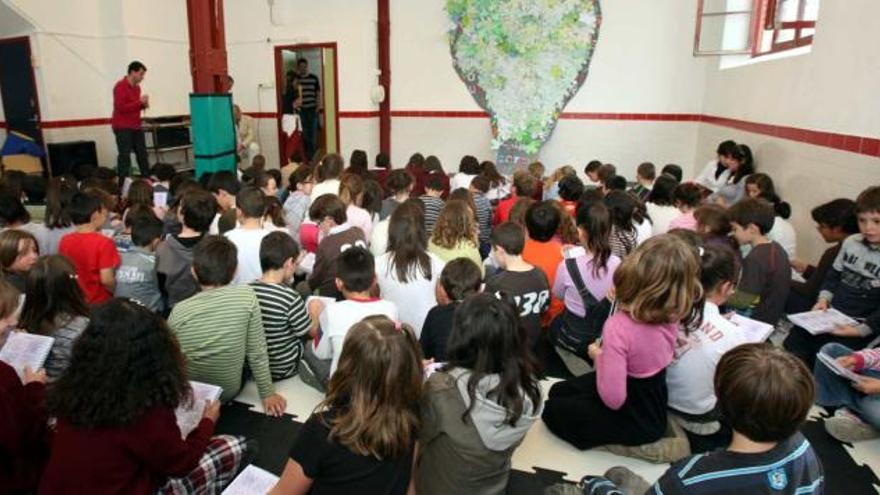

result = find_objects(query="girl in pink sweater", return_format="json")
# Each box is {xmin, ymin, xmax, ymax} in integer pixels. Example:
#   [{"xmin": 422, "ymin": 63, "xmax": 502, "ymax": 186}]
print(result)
[{"xmin": 542, "ymin": 235, "xmax": 702, "ymax": 450}]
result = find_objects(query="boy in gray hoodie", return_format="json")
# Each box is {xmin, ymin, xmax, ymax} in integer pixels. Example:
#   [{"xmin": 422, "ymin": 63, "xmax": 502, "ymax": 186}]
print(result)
[{"xmin": 417, "ymin": 293, "xmax": 543, "ymax": 495}]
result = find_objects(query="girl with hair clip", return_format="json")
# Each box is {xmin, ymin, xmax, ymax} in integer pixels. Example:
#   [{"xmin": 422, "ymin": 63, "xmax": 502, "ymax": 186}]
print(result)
[
  {"xmin": 43, "ymin": 176, "xmax": 78, "ymax": 255},
  {"xmin": 416, "ymin": 293, "xmax": 543, "ymax": 495},
  {"xmin": 745, "ymin": 173, "xmax": 797, "ymax": 259},
  {"xmin": 309, "ymin": 153, "xmax": 344, "ymax": 201},
  {"xmin": 19, "ymin": 255, "xmax": 90, "ymax": 380},
  {"xmin": 339, "ymin": 173, "xmax": 374, "ymax": 239},
  {"xmin": 376, "ymin": 201, "xmax": 445, "ymax": 336},
  {"xmin": 710, "ymin": 144, "xmax": 754, "ymax": 206},
  {"xmin": 666, "ymin": 244, "xmax": 746, "ymax": 451},
  {"xmin": 542, "ymin": 235, "xmax": 702, "ymax": 452},
  {"xmin": 0, "ymin": 279, "xmax": 50, "ymax": 493},
  {"xmin": 0, "ymin": 229, "xmax": 39, "ymax": 292},
  {"xmin": 270, "ymin": 315, "xmax": 422, "ymax": 495},
  {"xmin": 262, "ymin": 196, "xmax": 290, "ymax": 234},
  {"xmin": 550, "ymin": 203, "xmax": 621, "ymax": 373},
  {"xmin": 40, "ymin": 298, "xmax": 249, "ymax": 494},
  {"xmin": 429, "ymin": 199, "xmax": 483, "ymax": 275},
  {"xmin": 603, "ymin": 191, "xmax": 639, "ymax": 258}
]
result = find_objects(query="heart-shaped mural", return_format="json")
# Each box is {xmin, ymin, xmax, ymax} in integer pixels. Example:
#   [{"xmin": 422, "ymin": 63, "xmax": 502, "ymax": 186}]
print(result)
[{"xmin": 447, "ymin": 0, "xmax": 602, "ymax": 173}]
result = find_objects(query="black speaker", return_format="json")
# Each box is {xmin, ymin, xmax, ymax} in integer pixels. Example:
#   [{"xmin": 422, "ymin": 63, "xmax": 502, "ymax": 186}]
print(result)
[{"xmin": 47, "ymin": 140, "xmax": 98, "ymax": 177}]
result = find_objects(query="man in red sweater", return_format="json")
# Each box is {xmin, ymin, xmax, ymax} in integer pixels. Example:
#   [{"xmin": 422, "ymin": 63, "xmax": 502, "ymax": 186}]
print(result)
[{"xmin": 112, "ymin": 61, "xmax": 150, "ymax": 183}]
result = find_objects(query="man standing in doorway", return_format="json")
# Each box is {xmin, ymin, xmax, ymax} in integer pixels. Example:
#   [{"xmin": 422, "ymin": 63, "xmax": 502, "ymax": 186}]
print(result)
[
  {"xmin": 112, "ymin": 61, "xmax": 150, "ymax": 182},
  {"xmin": 292, "ymin": 58, "xmax": 321, "ymax": 161}
]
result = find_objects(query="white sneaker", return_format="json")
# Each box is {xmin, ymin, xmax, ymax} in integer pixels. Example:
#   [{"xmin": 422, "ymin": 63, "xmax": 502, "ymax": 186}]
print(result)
[{"xmin": 825, "ymin": 408, "xmax": 880, "ymax": 443}]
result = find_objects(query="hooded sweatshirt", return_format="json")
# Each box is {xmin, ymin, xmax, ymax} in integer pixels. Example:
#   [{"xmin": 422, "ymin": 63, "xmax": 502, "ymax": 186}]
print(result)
[{"xmin": 416, "ymin": 367, "xmax": 542, "ymax": 495}]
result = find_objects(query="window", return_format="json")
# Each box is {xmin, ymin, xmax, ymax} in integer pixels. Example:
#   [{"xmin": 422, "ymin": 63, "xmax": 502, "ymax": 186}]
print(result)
[{"xmin": 694, "ymin": 0, "xmax": 819, "ymax": 58}]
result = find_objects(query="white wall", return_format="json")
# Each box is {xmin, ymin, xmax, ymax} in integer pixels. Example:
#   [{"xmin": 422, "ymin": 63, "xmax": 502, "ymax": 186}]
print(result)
[
  {"xmin": 390, "ymin": 0, "xmax": 708, "ymax": 175},
  {"xmin": 697, "ymin": 0, "xmax": 880, "ymax": 262}
]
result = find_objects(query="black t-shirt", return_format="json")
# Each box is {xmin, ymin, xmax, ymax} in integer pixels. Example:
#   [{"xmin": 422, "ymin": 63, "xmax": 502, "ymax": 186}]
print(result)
[
  {"xmin": 290, "ymin": 411, "xmax": 414, "ymax": 495},
  {"xmin": 419, "ymin": 303, "xmax": 458, "ymax": 361},
  {"xmin": 485, "ymin": 268, "xmax": 550, "ymax": 346}
]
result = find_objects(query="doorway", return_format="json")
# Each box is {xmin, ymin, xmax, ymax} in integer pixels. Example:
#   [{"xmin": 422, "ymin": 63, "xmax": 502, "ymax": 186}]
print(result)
[
  {"xmin": 0, "ymin": 37, "xmax": 44, "ymax": 149},
  {"xmin": 274, "ymin": 43, "xmax": 340, "ymax": 167}
]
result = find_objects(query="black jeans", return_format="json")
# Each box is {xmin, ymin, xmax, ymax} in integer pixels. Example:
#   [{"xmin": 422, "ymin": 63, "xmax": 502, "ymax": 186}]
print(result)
[
  {"xmin": 299, "ymin": 108, "xmax": 319, "ymax": 160},
  {"xmin": 114, "ymin": 128, "xmax": 150, "ymax": 180}
]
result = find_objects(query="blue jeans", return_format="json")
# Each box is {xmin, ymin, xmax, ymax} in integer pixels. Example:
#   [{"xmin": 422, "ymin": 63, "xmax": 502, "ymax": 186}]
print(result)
[
  {"xmin": 299, "ymin": 108, "xmax": 319, "ymax": 160},
  {"xmin": 814, "ymin": 343, "xmax": 880, "ymax": 429}
]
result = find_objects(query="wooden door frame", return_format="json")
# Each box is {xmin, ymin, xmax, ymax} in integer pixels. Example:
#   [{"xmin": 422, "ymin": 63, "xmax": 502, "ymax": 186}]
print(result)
[{"xmin": 273, "ymin": 42, "xmax": 341, "ymax": 167}]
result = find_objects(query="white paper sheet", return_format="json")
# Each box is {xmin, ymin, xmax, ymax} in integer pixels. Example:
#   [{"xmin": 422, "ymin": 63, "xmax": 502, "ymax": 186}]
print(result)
[
  {"xmin": 728, "ymin": 313, "xmax": 775, "ymax": 343},
  {"xmin": 0, "ymin": 332, "xmax": 54, "ymax": 379},
  {"xmin": 222, "ymin": 464, "xmax": 280, "ymax": 495},
  {"xmin": 175, "ymin": 381, "xmax": 223, "ymax": 438},
  {"xmin": 788, "ymin": 309, "xmax": 859, "ymax": 335}
]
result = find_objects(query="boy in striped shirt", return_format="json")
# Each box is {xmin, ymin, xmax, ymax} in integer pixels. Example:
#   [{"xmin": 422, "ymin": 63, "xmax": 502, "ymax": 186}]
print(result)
[
  {"xmin": 169, "ymin": 236, "xmax": 287, "ymax": 416},
  {"xmin": 250, "ymin": 232, "xmax": 318, "ymax": 381},
  {"xmin": 419, "ymin": 173, "xmax": 446, "ymax": 236}
]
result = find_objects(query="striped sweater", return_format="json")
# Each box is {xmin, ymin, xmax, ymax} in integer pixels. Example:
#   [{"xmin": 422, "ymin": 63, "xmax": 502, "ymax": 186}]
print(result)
[
  {"xmin": 169, "ymin": 285, "xmax": 274, "ymax": 401},
  {"xmin": 249, "ymin": 281, "xmax": 311, "ymax": 380}
]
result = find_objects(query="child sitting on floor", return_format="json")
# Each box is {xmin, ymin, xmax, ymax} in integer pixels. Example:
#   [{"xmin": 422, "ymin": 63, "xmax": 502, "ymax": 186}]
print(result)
[
  {"xmin": 417, "ymin": 293, "xmax": 543, "ymax": 495},
  {"xmin": 542, "ymin": 235, "xmax": 701, "ymax": 452},
  {"xmin": 270, "ymin": 316, "xmax": 421, "ymax": 494},
  {"xmin": 420, "ymin": 258, "xmax": 483, "ymax": 361},
  {"xmin": 40, "ymin": 298, "xmax": 250, "ymax": 494},
  {"xmin": 58, "ymin": 191, "xmax": 120, "ymax": 304}
]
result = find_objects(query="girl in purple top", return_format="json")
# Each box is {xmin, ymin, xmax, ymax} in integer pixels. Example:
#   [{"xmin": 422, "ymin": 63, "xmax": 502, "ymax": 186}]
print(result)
[{"xmin": 542, "ymin": 234, "xmax": 702, "ymax": 450}]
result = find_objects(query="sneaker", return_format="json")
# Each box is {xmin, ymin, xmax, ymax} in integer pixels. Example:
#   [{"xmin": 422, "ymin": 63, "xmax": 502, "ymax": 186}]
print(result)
[
  {"xmin": 825, "ymin": 408, "xmax": 880, "ymax": 443},
  {"xmin": 599, "ymin": 419, "xmax": 691, "ymax": 464}
]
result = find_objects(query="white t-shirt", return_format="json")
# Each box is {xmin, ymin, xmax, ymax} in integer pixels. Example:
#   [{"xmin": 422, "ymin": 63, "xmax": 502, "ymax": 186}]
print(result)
[
  {"xmin": 646, "ymin": 202, "xmax": 680, "ymax": 236},
  {"xmin": 633, "ymin": 218, "xmax": 653, "ymax": 246},
  {"xmin": 450, "ymin": 173, "xmax": 477, "ymax": 192},
  {"xmin": 370, "ymin": 219, "xmax": 390, "ymax": 257},
  {"xmin": 315, "ymin": 298, "xmax": 399, "ymax": 375},
  {"xmin": 769, "ymin": 216, "xmax": 797, "ymax": 259},
  {"xmin": 375, "ymin": 252, "xmax": 445, "ymax": 337},
  {"xmin": 694, "ymin": 160, "xmax": 731, "ymax": 193},
  {"xmin": 666, "ymin": 302, "xmax": 746, "ymax": 415},
  {"xmin": 224, "ymin": 227, "xmax": 274, "ymax": 285},
  {"xmin": 310, "ymin": 179, "xmax": 341, "ymax": 201}
]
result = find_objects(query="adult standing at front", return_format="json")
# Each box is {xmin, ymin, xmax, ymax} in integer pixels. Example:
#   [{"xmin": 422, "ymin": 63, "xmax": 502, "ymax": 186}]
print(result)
[
  {"xmin": 112, "ymin": 61, "xmax": 150, "ymax": 182},
  {"xmin": 292, "ymin": 58, "xmax": 321, "ymax": 161}
]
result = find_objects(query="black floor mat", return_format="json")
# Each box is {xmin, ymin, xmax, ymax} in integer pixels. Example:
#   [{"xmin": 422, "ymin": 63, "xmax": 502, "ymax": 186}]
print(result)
[{"xmin": 216, "ymin": 402, "xmax": 879, "ymax": 494}]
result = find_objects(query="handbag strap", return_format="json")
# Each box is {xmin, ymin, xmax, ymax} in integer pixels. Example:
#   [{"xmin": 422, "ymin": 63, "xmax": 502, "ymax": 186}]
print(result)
[{"xmin": 565, "ymin": 258, "xmax": 599, "ymax": 311}]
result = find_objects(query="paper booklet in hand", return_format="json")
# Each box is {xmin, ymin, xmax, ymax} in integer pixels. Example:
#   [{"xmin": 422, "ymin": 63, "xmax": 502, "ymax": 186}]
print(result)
[
  {"xmin": 816, "ymin": 352, "xmax": 861, "ymax": 383},
  {"xmin": 175, "ymin": 381, "xmax": 223, "ymax": 438},
  {"xmin": 728, "ymin": 313, "xmax": 775, "ymax": 343},
  {"xmin": 788, "ymin": 308, "xmax": 859, "ymax": 335},
  {"xmin": 222, "ymin": 464, "xmax": 279, "ymax": 495},
  {"xmin": 0, "ymin": 332, "xmax": 54, "ymax": 379}
]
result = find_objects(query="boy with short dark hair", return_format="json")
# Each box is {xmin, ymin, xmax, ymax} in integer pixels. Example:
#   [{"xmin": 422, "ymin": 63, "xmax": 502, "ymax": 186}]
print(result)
[
  {"xmin": 207, "ymin": 170, "xmax": 241, "ymax": 234},
  {"xmin": 58, "ymin": 191, "xmax": 121, "ymax": 304},
  {"xmin": 727, "ymin": 198, "xmax": 790, "ymax": 325},
  {"xmin": 307, "ymin": 194, "xmax": 366, "ymax": 298},
  {"xmin": 522, "ymin": 201, "xmax": 565, "ymax": 325},
  {"xmin": 486, "ymin": 222, "xmax": 550, "ymax": 348},
  {"xmin": 419, "ymin": 173, "xmax": 446, "ymax": 236},
  {"xmin": 156, "ymin": 188, "xmax": 216, "ymax": 308},
  {"xmin": 419, "ymin": 258, "xmax": 483, "ymax": 361},
  {"xmin": 114, "ymin": 213, "xmax": 164, "ymax": 312},
  {"xmin": 630, "ymin": 162, "xmax": 655, "ymax": 201},
  {"xmin": 150, "ymin": 162, "xmax": 176, "ymax": 197},
  {"xmin": 785, "ymin": 186, "xmax": 880, "ymax": 369},
  {"xmin": 169, "ymin": 235, "xmax": 286, "ymax": 415},
  {"xmin": 577, "ymin": 343, "xmax": 823, "ymax": 494},
  {"xmin": 224, "ymin": 186, "xmax": 273, "ymax": 285},
  {"xmin": 583, "ymin": 160, "xmax": 602, "ymax": 187},
  {"xmin": 250, "ymin": 232, "xmax": 317, "ymax": 381},
  {"xmin": 300, "ymin": 246, "xmax": 398, "ymax": 391}
]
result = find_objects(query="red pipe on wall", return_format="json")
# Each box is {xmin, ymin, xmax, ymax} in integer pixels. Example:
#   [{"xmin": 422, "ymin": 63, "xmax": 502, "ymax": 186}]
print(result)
[
  {"xmin": 377, "ymin": 0, "xmax": 391, "ymax": 155},
  {"xmin": 186, "ymin": 0, "xmax": 230, "ymax": 93}
]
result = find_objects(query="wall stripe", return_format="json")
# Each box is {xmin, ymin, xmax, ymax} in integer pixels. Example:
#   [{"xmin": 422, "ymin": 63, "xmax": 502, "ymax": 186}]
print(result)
[{"xmin": 2, "ymin": 112, "xmax": 877, "ymax": 158}]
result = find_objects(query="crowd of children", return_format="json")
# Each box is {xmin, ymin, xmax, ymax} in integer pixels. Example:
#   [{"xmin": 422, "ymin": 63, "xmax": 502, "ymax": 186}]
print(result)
[{"xmin": 0, "ymin": 140, "xmax": 878, "ymax": 494}]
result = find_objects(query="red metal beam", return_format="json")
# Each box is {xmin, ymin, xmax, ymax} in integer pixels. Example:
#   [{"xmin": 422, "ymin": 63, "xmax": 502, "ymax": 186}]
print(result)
[
  {"xmin": 186, "ymin": 0, "xmax": 229, "ymax": 93},
  {"xmin": 377, "ymin": 0, "xmax": 391, "ymax": 155}
]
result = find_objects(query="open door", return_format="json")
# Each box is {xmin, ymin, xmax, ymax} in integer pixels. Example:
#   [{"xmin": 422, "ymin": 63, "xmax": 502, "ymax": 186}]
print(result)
[
  {"xmin": 274, "ymin": 43, "xmax": 340, "ymax": 167},
  {"xmin": 0, "ymin": 37, "xmax": 45, "ymax": 157}
]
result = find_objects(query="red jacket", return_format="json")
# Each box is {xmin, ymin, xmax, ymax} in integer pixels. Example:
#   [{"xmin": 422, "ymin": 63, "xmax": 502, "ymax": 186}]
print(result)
[
  {"xmin": 111, "ymin": 77, "xmax": 144, "ymax": 130},
  {"xmin": 0, "ymin": 362, "xmax": 49, "ymax": 494},
  {"xmin": 39, "ymin": 407, "xmax": 214, "ymax": 495}
]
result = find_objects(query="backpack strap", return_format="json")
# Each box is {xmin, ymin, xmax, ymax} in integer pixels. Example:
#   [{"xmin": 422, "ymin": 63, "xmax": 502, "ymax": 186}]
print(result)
[{"xmin": 565, "ymin": 258, "xmax": 599, "ymax": 310}]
